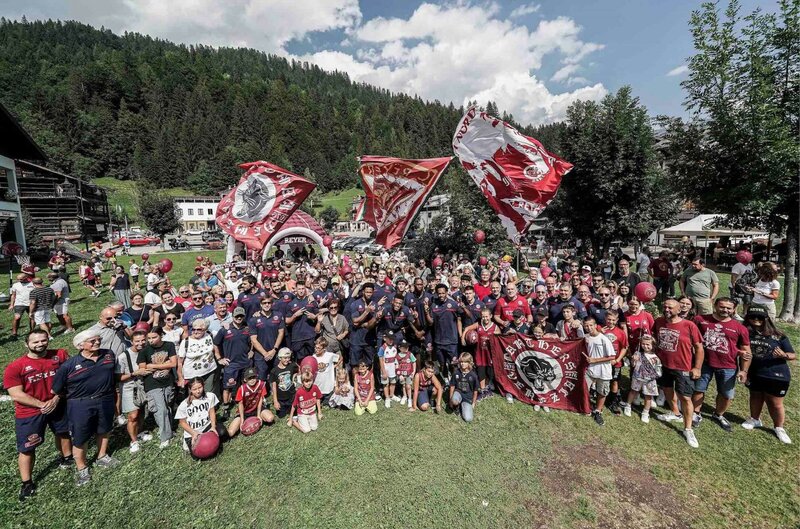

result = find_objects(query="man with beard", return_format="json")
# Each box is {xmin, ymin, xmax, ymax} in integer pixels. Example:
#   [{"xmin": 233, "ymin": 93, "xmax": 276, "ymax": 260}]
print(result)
[
  {"xmin": 237, "ymin": 275, "xmax": 268, "ymax": 320},
  {"xmin": 377, "ymin": 294, "xmax": 415, "ymax": 345},
  {"xmin": 249, "ymin": 297, "xmax": 285, "ymax": 381},
  {"xmin": 349, "ymin": 283, "xmax": 379, "ymax": 369},
  {"xmin": 612, "ymin": 258, "xmax": 641, "ymax": 290},
  {"xmin": 548, "ymin": 284, "xmax": 587, "ymax": 325},
  {"xmin": 285, "ymin": 284, "xmax": 319, "ymax": 361},
  {"xmin": 4, "ymin": 330, "xmax": 73, "ymax": 500},
  {"xmin": 270, "ymin": 278, "xmax": 295, "ymax": 318},
  {"xmin": 493, "ymin": 282, "xmax": 532, "ymax": 330},
  {"xmin": 180, "ymin": 292, "xmax": 215, "ymax": 339},
  {"xmin": 406, "ymin": 277, "xmax": 432, "ymax": 364}
]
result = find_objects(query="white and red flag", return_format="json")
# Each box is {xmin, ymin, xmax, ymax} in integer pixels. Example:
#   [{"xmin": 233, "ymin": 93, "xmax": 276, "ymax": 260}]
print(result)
[
  {"xmin": 216, "ymin": 161, "xmax": 316, "ymax": 251},
  {"xmin": 358, "ymin": 156, "xmax": 452, "ymax": 249},
  {"xmin": 352, "ymin": 196, "xmax": 366, "ymax": 222},
  {"xmin": 452, "ymin": 106, "xmax": 573, "ymax": 241}
]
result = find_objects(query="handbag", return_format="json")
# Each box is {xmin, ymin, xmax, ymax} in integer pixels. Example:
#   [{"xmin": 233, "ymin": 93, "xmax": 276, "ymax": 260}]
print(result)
[{"xmin": 124, "ymin": 349, "xmax": 147, "ymax": 408}]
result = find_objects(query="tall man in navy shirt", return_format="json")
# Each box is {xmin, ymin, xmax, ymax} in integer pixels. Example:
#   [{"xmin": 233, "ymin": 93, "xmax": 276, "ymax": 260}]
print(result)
[
  {"xmin": 51, "ymin": 329, "xmax": 120, "ymax": 486},
  {"xmin": 237, "ymin": 275, "xmax": 268, "ymax": 320},
  {"xmin": 425, "ymin": 284, "xmax": 460, "ymax": 376},
  {"xmin": 285, "ymin": 284, "xmax": 318, "ymax": 361},
  {"xmin": 213, "ymin": 307, "xmax": 253, "ymax": 408},
  {"xmin": 349, "ymin": 283, "xmax": 378, "ymax": 368},
  {"xmin": 249, "ymin": 297, "xmax": 285, "ymax": 381}
]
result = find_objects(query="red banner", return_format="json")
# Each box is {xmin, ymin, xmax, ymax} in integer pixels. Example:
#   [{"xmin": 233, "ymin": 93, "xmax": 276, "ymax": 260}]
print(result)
[
  {"xmin": 215, "ymin": 161, "xmax": 316, "ymax": 251},
  {"xmin": 358, "ymin": 156, "xmax": 451, "ymax": 249},
  {"xmin": 490, "ymin": 334, "xmax": 590, "ymax": 414},
  {"xmin": 452, "ymin": 107, "xmax": 573, "ymax": 242}
]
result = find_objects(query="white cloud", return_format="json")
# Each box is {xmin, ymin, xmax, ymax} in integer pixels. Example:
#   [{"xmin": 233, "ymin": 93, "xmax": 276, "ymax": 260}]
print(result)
[
  {"xmin": 302, "ymin": 3, "xmax": 606, "ymax": 125},
  {"xmin": 510, "ymin": 3, "xmax": 540, "ymax": 18},
  {"xmin": 667, "ymin": 65, "xmax": 689, "ymax": 77}
]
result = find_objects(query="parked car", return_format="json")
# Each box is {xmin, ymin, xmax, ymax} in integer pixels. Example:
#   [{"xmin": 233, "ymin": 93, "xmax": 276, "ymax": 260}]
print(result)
[
  {"xmin": 342, "ymin": 237, "xmax": 369, "ymax": 250},
  {"xmin": 114, "ymin": 233, "xmax": 161, "ymax": 246},
  {"xmin": 205, "ymin": 240, "xmax": 225, "ymax": 250},
  {"xmin": 354, "ymin": 240, "xmax": 375, "ymax": 253},
  {"xmin": 365, "ymin": 243, "xmax": 385, "ymax": 255}
]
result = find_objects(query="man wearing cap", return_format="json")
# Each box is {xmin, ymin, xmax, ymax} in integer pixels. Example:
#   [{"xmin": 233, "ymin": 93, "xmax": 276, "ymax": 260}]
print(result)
[
  {"xmin": 249, "ymin": 296, "xmax": 285, "ymax": 381},
  {"xmin": 205, "ymin": 300, "xmax": 233, "ymax": 338},
  {"xmin": 213, "ymin": 306, "xmax": 253, "ymax": 409},
  {"xmin": 9, "ymin": 273, "xmax": 34, "ymax": 340},
  {"xmin": 505, "ymin": 308, "xmax": 531, "ymax": 335},
  {"xmin": 28, "ymin": 277, "xmax": 56, "ymax": 334},
  {"xmin": 286, "ymin": 284, "xmax": 319, "ymax": 362},
  {"xmin": 49, "ymin": 272, "xmax": 75, "ymax": 334},
  {"xmin": 52, "ymin": 329, "xmax": 121, "ymax": 486},
  {"xmin": 4, "ymin": 329, "xmax": 73, "ymax": 500}
]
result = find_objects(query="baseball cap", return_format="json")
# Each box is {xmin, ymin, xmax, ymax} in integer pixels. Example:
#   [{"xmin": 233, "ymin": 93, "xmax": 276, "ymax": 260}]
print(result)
[
  {"xmin": 581, "ymin": 265, "xmax": 591, "ymax": 271},
  {"xmin": 243, "ymin": 367, "xmax": 257, "ymax": 380},
  {"xmin": 384, "ymin": 331, "xmax": 395, "ymax": 341},
  {"xmin": 535, "ymin": 307, "xmax": 548, "ymax": 317},
  {"xmin": 745, "ymin": 305, "xmax": 768, "ymax": 319},
  {"xmin": 398, "ymin": 339, "xmax": 409, "ymax": 348},
  {"xmin": 233, "ymin": 307, "xmax": 246, "ymax": 317},
  {"xmin": 512, "ymin": 308, "xmax": 524, "ymax": 318}
]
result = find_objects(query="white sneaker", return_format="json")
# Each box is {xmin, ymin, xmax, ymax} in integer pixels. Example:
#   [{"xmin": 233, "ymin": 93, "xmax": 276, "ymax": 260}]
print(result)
[
  {"xmin": 684, "ymin": 429, "xmax": 699, "ymax": 448},
  {"xmin": 506, "ymin": 394, "xmax": 514, "ymax": 404},
  {"xmin": 137, "ymin": 432, "xmax": 153, "ymax": 442},
  {"xmin": 542, "ymin": 406, "xmax": 550, "ymax": 413},
  {"xmin": 741, "ymin": 417, "xmax": 763, "ymax": 430},
  {"xmin": 622, "ymin": 404, "xmax": 631, "ymax": 417},
  {"xmin": 159, "ymin": 440, "xmax": 170, "ymax": 449},
  {"xmin": 656, "ymin": 412, "xmax": 683, "ymax": 422},
  {"xmin": 400, "ymin": 396, "xmax": 407, "ymax": 405},
  {"xmin": 129, "ymin": 441, "xmax": 140, "ymax": 454},
  {"xmin": 641, "ymin": 411, "xmax": 650, "ymax": 423},
  {"xmin": 534, "ymin": 404, "xmax": 541, "ymax": 411},
  {"xmin": 407, "ymin": 400, "xmax": 412, "ymax": 409},
  {"xmin": 116, "ymin": 414, "xmax": 127, "ymax": 426},
  {"xmin": 384, "ymin": 399, "xmax": 391, "ymax": 409},
  {"xmin": 775, "ymin": 427, "xmax": 792, "ymax": 444},
  {"xmin": 391, "ymin": 395, "xmax": 401, "ymax": 402}
]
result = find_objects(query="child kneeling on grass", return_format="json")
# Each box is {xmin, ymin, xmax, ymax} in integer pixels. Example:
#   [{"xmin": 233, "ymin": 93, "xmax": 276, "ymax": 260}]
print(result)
[
  {"xmin": 288, "ymin": 371, "xmax": 323, "ymax": 433},
  {"xmin": 413, "ymin": 361, "xmax": 443, "ymax": 413},
  {"xmin": 227, "ymin": 368, "xmax": 275, "ymax": 437},
  {"xmin": 622, "ymin": 335, "xmax": 662, "ymax": 423},
  {"xmin": 449, "ymin": 353, "xmax": 479, "ymax": 422},
  {"xmin": 175, "ymin": 377, "xmax": 224, "ymax": 453},
  {"xmin": 354, "ymin": 361, "xmax": 378, "ymax": 416},
  {"xmin": 328, "ymin": 366, "xmax": 354, "ymax": 410}
]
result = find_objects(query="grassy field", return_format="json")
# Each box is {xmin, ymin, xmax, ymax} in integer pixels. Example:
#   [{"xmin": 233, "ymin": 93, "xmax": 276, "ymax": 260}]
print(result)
[
  {"xmin": 0, "ymin": 253, "xmax": 798, "ymax": 528},
  {"xmin": 315, "ymin": 188, "xmax": 362, "ymax": 219},
  {"xmin": 94, "ymin": 177, "xmax": 193, "ymax": 225}
]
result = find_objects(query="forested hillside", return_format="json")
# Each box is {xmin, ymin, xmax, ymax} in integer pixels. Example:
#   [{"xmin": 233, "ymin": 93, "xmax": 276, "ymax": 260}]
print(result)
[{"xmin": 0, "ymin": 19, "xmax": 562, "ymax": 195}]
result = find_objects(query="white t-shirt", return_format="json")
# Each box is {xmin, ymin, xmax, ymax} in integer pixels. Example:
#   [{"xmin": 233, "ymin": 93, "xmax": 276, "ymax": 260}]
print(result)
[
  {"xmin": 730, "ymin": 262, "xmax": 753, "ymax": 286},
  {"xmin": 224, "ymin": 279, "xmax": 241, "ymax": 295},
  {"xmin": 636, "ymin": 253, "xmax": 651, "ymax": 275},
  {"xmin": 175, "ymin": 392, "xmax": 219, "ymax": 439},
  {"xmin": 177, "ymin": 336, "xmax": 217, "ymax": 378},
  {"xmin": 146, "ymin": 272, "xmax": 161, "ymax": 291},
  {"xmin": 381, "ymin": 345, "xmax": 399, "ymax": 378},
  {"xmin": 144, "ymin": 291, "xmax": 161, "ymax": 306},
  {"xmin": 753, "ymin": 279, "xmax": 780, "ymax": 306},
  {"xmin": 11, "ymin": 281, "xmax": 34, "ymax": 307},
  {"xmin": 115, "ymin": 348, "xmax": 140, "ymax": 396},
  {"xmin": 312, "ymin": 351, "xmax": 340, "ymax": 394},
  {"xmin": 129, "ymin": 263, "xmax": 140, "ymax": 277},
  {"xmin": 584, "ymin": 333, "xmax": 615, "ymax": 380},
  {"xmin": 163, "ymin": 328, "xmax": 183, "ymax": 346}
]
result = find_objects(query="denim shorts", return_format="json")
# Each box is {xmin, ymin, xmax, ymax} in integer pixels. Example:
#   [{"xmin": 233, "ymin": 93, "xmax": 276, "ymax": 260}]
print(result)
[{"xmin": 694, "ymin": 365, "xmax": 736, "ymax": 399}]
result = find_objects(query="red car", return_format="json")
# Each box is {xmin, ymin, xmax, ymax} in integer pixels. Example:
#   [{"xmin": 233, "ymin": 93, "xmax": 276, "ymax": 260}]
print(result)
[{"xmin": 114, "ymin": 234, "xmax": 161, "ymax": 247}]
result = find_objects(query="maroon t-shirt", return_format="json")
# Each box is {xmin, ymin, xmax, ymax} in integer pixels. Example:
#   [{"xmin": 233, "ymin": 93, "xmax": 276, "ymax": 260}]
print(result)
[
  {"xmin": 292, "ymin": 384, "xmax": 321, "ymax": 415},
  {"xmin": 473, "ymin": 283, "xmax": 491, "ymax": 301},
  {"xmin": 3, "ymin": 349, "xmax": 69, "ymax": 418},
  {"xmin": 494, "ymin": 296, "xmax": 531, "ymax": 322},
  {"xmin": 649, "ymin": 258, "xmax": 671, "ymax": 279},
  {"xmin": 693, "ymin": 315, "xmax": 750, "ymax": 370},
  {"xmin": 236, "ymin": 380, "xmax": 266, "ymax": 414},
  {"xmin": 653, "ymin": 317, "xmax": 702, "ymax": 371}
]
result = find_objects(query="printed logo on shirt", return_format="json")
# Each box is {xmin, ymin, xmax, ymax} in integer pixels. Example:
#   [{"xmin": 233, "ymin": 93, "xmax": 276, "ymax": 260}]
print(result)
[
  {"xmin": 657, "ymin": 328, "xmax": 680, "ymax": 353},
  {"xmin": 703, "ymin": 325, "xmax": 730, "ymax": 355}
]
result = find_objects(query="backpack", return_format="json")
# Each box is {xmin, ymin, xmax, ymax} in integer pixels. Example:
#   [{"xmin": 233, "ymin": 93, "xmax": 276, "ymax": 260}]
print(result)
[{"xmin": 734, "ymin": 269, "xmax": 757, "ymax": 296}]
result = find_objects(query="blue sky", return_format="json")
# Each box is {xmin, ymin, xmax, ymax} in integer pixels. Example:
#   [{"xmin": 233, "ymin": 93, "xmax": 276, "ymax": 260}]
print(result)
[{"xmin": 0, "ymin": 0, "xmax": 778, "ymax": 125}]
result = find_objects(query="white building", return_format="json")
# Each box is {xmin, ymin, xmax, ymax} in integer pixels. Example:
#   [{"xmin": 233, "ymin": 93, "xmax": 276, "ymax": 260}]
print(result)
[
  {"xmin": 0, "ymin": 103, "xmax": 45, "ymax": 251},
  {"xmin": 416, "ymin": 194, "xmax": 450, "ymax": 231},
  {"xmin": 174, "ymin": 196, "xmax": 220, "ymax": 232}
]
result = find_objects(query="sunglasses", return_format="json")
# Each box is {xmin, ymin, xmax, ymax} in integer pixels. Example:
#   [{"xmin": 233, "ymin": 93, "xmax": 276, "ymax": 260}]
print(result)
[
  {"xmin": 179, "ymin": 290, "xmax": 189, "ymax": 294},
  {"xmin": 165, "ymin": 317, "xmax": 177, "ymax": 321},
  {"xmin": 192, "ymin": 297, "xmax": 203, "ymax": 301},
  {"xmin": 192, "ymin": 328, "xmax": 205, "ymax": 332},
  {"xmin": 234, "ymin": 315, "xmax": 245, "ymax": 319}
]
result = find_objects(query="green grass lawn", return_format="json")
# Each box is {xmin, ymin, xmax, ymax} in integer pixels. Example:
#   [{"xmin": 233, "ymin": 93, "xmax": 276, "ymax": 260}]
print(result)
[
  {"xmin": 0, "ymin": 257, "xmax": 798, "ymax": 528},
  {"xmin": 314, "ymin": 188, "xmax": 362, "ymax": 219},
  {"xmin": 94, "ymin": 177, "xmax": 194, "ymax": 225}
]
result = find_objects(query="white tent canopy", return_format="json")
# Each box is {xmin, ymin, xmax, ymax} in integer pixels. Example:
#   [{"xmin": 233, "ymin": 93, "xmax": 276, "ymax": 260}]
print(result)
[{"xmin": 659, "ymin": 214, "xmax": 768, "ymax": 238}]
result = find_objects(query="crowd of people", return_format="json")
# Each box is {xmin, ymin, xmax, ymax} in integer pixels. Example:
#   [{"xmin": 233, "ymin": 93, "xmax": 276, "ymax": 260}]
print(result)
[{"xmin": 2, "ymin": 243, "xmax": 794, "ymax": 501}]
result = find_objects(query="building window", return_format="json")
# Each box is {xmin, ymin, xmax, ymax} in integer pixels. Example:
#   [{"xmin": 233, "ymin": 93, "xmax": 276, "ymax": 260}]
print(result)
[
  {"xmin": 188, "ymin": 208, "xmax": 194, "ymax": 216},
  {"xmin": 207, "ymin": 208, "xmax": 213, "ymax": 215}
]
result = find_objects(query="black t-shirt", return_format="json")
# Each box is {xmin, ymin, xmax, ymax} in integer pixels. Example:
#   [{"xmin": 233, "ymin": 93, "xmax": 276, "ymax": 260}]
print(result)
[
  {"xmin": 451, "ymin": 369, "xmax": 479, "ymax": 400},
  {"xmin": 125, "ymin": 305, "xmax": 151, "ymax": 324},
  {"xmin": 748, "ymin": 333, "xmax": 793, "ymax": 381},
  {"xmin": 156, "ymin": 303, "xmax": 185, "ymax": 322},
  {"xmin": 269, "ymin": 362, "xmax": 298, "ymax": 402},
  {"xmin": 137, "ymin": 342, "xmax": 176, "ymax": 392},
  {"xmin": 113, "ymin": 273, "xmax": 131, "ymax": 291}
]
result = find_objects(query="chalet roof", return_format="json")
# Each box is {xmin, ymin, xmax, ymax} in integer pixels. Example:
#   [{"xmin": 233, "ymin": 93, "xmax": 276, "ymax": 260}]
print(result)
[{"xmin": 0, "ymin": 102, "xmax": 47, "ymax": 161}]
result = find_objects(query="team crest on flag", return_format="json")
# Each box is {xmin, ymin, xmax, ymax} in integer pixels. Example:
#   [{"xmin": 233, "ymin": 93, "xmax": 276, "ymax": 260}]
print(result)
[
  {"xmin": 490, "ymin": 334, "xmax": 590, "ymax": 414},
  {"xmin": 452, "ymin": 106, "xmax": 573, "ymax": 242},
  {"xmin": 216, "ymin": 161, "xmax": 315, "ymax": 251},
  {"xmin": 358, "ymin": 156, "xmax": 452, "ymax": 249}
]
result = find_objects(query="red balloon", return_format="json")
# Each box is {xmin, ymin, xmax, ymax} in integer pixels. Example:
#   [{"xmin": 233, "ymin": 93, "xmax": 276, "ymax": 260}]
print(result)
[
  {"xmin": 339, "ymin": 265, "xmax": 353, "ymax": 276},
  {"xmin": 133, "ymin": 322, "xmax": 151, "ymax": 333},
  {"xmin": 736, "ymin": 250, "xmax": 753, "ymax": 265},
  {"xmin": 432, "ymin": 257, "xmax": 443, "ymax": 268},
  {"xmin": 104, "ymin": 251, "xmax": 114, "ymax": 258},
  {"xmin": 191, "ymin": 431, "xmax": 220, "ymax": 460},
  {"xmin": 634, "ymin": 282, "xmax": 658, "ymax": 303},
  {"xmin": 196, "ymin": 255, "xmax": 204, "ymax": 262},
  {"xmin": 473, "ymin": 230, "xmax": 486, "ymax": 244},
  {"xmin": 322, "ymin": 236, "xmax": 333, "ymax": 248},
  {"xmin": 479, "ymin": 256, "xmax": 488, "ymax": 266},
  {"xmin": 158, "ymin": 258, "xmax": 173, "ymax": 273},
  {"xmin": 141, "ymin": 253, "xmax": 150, "ymax": 261},
  {"xmin": 300, "ymin": 356, "xmax": 318, "ymax": 379}
]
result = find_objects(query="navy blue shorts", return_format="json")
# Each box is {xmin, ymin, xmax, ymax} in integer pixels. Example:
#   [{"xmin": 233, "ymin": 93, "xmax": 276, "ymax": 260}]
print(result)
[
  {"xmin": 67, "ymin": 397, "xmax": 115, "ymax": 447},
  {"xmin": 434, "ymin": 343, "xmax": 458, "ymax": 365},
  {"xmin": 15, "ymin": 404, "xmax": 69, "ymax": 453},
  {"xmin": 253, "ymin": 354, "xmax": 274, "ymax": 382},
  {"xmin": 291, "ymin": 339, "xmax": 315, "ymax": 362},
  {"xmin": 349, "ymin": 344, "xmax": 375, "ymax": 367},
  {"xmin": 222, "ymin": 364, "xmax": 249, "ymax": 390},
  {"xmin": 416, "ymin": 386, "xmax": 434, "ymax": 408}
]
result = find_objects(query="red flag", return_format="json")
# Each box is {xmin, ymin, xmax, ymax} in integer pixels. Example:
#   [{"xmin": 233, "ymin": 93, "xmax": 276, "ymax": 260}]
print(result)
[
  {"xmin": 489, "ymin": 334, "xmax": 590, "ymax": 414},
  {"xmin": 358, "ymin": 156, "xmax": 451, "ymax": 249},
  {"xmin": 452, "ymin": 106, "xmax": 573, "ymax": 242},
  {"xmin": 215, "ymin": 161, "xmax": 315, "ymax": 251},
  {"xmin": 352, "ymin": 196, "xmax": 366, "ymax": 222}
]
